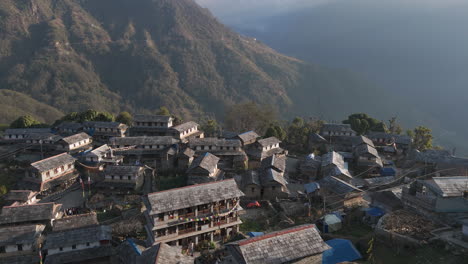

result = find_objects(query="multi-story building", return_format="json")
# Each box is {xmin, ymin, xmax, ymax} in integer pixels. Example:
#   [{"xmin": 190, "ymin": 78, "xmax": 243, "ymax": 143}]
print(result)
[
  {"xmin": 143, "ymin": 179, "xmax": 244, "ymax": 247},
  {"xmin": 0, "ymin": 202, "xmax": 63, "ymax": 227},
  {"xmin": 3, "ymin": 128, "xmax": 51, "ymax": 141},
  {"xmin": 96, "ymin": 165, "xmax": 145, "ymax": 194},
  {"xmin": 84, "ymin": 144, "xmax": 123, "ymax": 166},
  {"xmin": 55, "ymin": 132, "xmax": 92, "ymax": 152},
  {"xmin": 130, "ymin": 115, "xmax": 174, "ymax": 136},
  {"xmin": 4, "ymin": 190, "xmax": 38, "ymax": 206},
  {"xmin": 186, "ymin": 152, "xmax": 223, "ymax": 185},
  {"xmin": 169, "ymin": 121, "xmax": 204, "ymax": 142},
  {"xmin": 320, "ymin": 123, "xmax": 357, "ymax": 138},
  {"xmin": 83, "ymin": 121, "xmax": 128, "ymax": 141},
  {"xmin": 0, "ymin": 224, "xmax": 45, "ymax": 263},
  {"xmin": 188, "ymin": 138, "xmax": 247, "ymax": 170}
]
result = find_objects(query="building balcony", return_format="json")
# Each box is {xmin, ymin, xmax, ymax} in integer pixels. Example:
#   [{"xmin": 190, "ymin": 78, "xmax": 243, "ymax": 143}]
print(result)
[{"xmin": 178, "ymin": 227, "xmax": 196, "ymax": 235}]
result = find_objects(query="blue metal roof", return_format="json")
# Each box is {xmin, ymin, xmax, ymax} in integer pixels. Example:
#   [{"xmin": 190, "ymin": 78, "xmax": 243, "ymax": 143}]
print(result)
[
  {"xmin": 322, "ymin": 239, "xmax": 362, "ymax": 264},
  {"xmin": 304, "ymin": 182, "xmax": 320, "ymax": 194}
]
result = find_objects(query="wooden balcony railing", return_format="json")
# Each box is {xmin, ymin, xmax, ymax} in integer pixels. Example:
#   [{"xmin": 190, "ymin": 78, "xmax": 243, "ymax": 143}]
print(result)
[{"xmin": 178, "ymin": 227, "xmax": 196, "ymax": 235}]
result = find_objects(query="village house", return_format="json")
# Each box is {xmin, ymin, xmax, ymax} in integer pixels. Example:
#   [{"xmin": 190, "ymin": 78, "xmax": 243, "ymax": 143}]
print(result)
[
  {"xmin": 234, "ymin": 131, "xmax": 260, "ymax": 146},
  {"xmin": 43, "ymin": 225, "xmax": 113, "ymax": 264},
  {"xmin": 298, "ymin": 154, "xmax": 322, "ymax": 182},
  {"xmin": 118, "ymin": 241, "xmax": 195, "ymax": 264},
  {"xmin": 188, "ymin": 138, "xmax": 247, "ymax": 170},
  {"xmin": 225, "ymin": 224, "xmax": 330, "ymax": 264},
  {"xmin": 320, "ymin": 123, "xmax": 357, "ymax": 138},
  {"xmin": 130, "ymin": 115, "xmax": 174, "ymax": 136},
  {"xmin": 369, "ymin": 191, "xmax": 403, "ymax": 213},
  {"xmin": 24, "ymin": 153, "xmax": 77, "ymax": 194},
  {"xmin": 0, "ymin": 224, "xmax": 45, "ymax": 262},
  {"xmin": 143, "ymin": 179, "xmax": 244, "ymax": 247},
  {"xmin": 55, "ymin": 132, "xmax": 92, "ymax": 153},
  {"xmin": 176, "ymin": 147, "xmax": 196, "ymax": 170},
  {"xmin": 96, "ymin": 165, "xmax": 145, "ymax": 194},
  {"xmin": 0, "ymin": 202, "xmax": 63, "ymax": 227},
  {"xmin": 4, "ymin": 190, "xmax": 38, "ymax": 206},
  {"xmin": 247, "ymin": 137, "xmax": 286, "ymax": 168},
  {"xmin": 56, "ymin": 122, "xmax": 83, "ymax": 135},
  {"xmin": 169, "ymin": 121, "xmax": 204, "ymax": 142},
  {"xmin": 52, "ymin": 212, "xmax": 99, "ymax": 232},
  {"xmin": 109, "ymin": 136, "xmax": 180, "ymax": 169},
  {"xmin": 186, "ymin": 152, "xmax": 223, "ymax": 185},
  {"xmin": 366, "ymin": 131, "xmax": 412, "ymax": 153},
  {"xmin": 241, "ymin": 168, "xmax": 289, "ymax": 200},
  {"xmin": 25, "ymin": 153, "xmax": 77, "ymax": 193},
  {"xmin": 353, "ymin": 136, "xmax": 383, "ymax": 176},
  {"xmin": 3, "ymin": 128, "xmax": 51, "ymax": 141},
  {"xmin": 321, "ymin": 151, "xmax": 353, "ymax": 183},
  {"xmin": 25, "ymin": 133, "xmax": 62, "ymax": 146},
  {"xmin": 319, "ymin": 176, "xmax": 364, "ymax": 209},
  {"xmin": 84, "ymin": 144, "xmax": 123, "ymax": 166},
  {"xmin": 308, "ymin": 133, "xmax": 328, "ymax": 152},
  {"xmin": 402, "ymin": 176, "xmax": 468, "ymax": 222},
  {"xmin": 83, "ymin": 121, "xmax": 128, "ymax": 141}
]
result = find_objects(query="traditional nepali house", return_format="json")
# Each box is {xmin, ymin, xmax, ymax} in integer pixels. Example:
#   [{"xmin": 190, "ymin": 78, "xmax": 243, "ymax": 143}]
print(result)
[
  {"xmin": 169, "ymin": 121, "xmax": 204, "ymax": 143},
  {"xmin": 176, "ymin": 148, "xmax": 195, "ymax": 170},
  {"xmin": 405, "ymin": 149, "xmax": 455, "ymax": 176},
  {"xmin": 186, "ymin": 153, "xmax": 223, "ymax": 185},
  {"xmin": 56, "ymin": 122, "xmax": 83, "ymax": 136},
  {"xmin": 369, "ymin": 191, "xmax": 403, "ymax": 213},
  {"xmin": 135, "ymin": 242, "xmax": 195, "ymax": 264},
  {"xmin": 321, "ymin": 152, "xmax": 352, "ymax": 183},
  {"xmin": 353, "ymin": 136, "xmax": 383, "ymax": 176},
  {"xmin": 247, "ymin": 137, "xmax": 286, "ymax": 168},
  {"xmin": 83, "ymin": 121, "xmax": 128, "ymax": 141},
  {"xmin": 0, "ymin": 203, "xmax": 62, "ymax": 227},
  {"xmin": 24, "ymin": 153, "xmax": 77, "ymax": 194},
  {"xmin": 43, "ymin": 225, "xmax": 113, "ymax": 264},
  {"xmin": 366, "ymin": 132, "xmax": 412, "ymax": 154},
  {"xmin": 0, "ymin": 224, "xmax": 45, "ymax": 262},
  {"xmin": 188, "ymin": 138, "xmax": 247, "ymax": 171},
  {"xmin": 320, "ymin": 124, "xmax": 357, "ymax": 138},
  {"xmin": 235, "ymin": 131, "xmax": 260, "ymax": 147},
  {"xmin": 109, "ymin": 136, "xmax": 179, "ymax": 169},
  {"xmin": 241, "ymin": 169, "xmax": 289, "ymax": 200},
  {"xmin": 55, "ymin": 132, "xmax": 92, "ymax": 153},
  {"xmin": 25, "ymin": 133, "xmax": 62, "ymax": 152},
  {"xmin": 308, "ymin": 133, "xmax": 328, "ymax": 153},
  {"xmin": 225, "ymin": 224, "xmax": 330, "ymax": 264},
  {"xmin": 319, "ymin": 176, "xmax": 364, "ymax": 209},
  {"xmin": 130, "ymin": 115, "xmax": 174, "ymax": 136},
  {"xmin": 143, "ymin": 179, "xmax": 244, "ymax": 247},
  {"xmin": 96, "ymin": 165, "xmax": 145, "ymax": 194},
  {"xmin": 52, "ymin": 212, "xmax": 99, "ymax": 232},
  {"xmin": 84, "ymin": 144, "xmax": 123, "ymax": 166},
  {"xmin": 4, "ymin": 190, "xmax": 38, "ymax": 206},
  {"xmin": 402, "ymin": 176, "xmax": 468, "ymax": 223},
  {"xmin": 3, "ymin": 128, "xmax": 51, "ymax": 141},
  {"xmin": 299, "ymin": 154, "xmax": 322, "ymax": 182}
]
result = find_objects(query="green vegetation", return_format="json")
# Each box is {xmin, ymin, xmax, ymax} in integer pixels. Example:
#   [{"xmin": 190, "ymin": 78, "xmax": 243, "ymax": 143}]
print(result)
[
  {"xmin": 343, "ymin": 113, "xmax": 387, "ymax": 135},
  {"xmin": 157, "ymin": 173, "xmax": 188, "ymax": 191},
  {"xmin": 116, "ymin": 111, "xmax": 132, "ymax": 126},
  {"xmin": 157, "ymin": 107, "xmax": 171, "ymax": 116},
  {"xmin": 201, "ymin": 119, "xmax": 219, "ymax": 137},
  {"xmin": 265, "ymin": 123, "xmax": 286, "ymax": 140},
  {"xmin": 54, "ymin": 109, "xmax": 114, "ymax": 125},
  {"xmin": 409, "ymin": 126, "xmax": 433, "ymax": 151},
  {"xmin": 10, "ymin": 115, "xmax": 48, "ymax": 128},
  {"xmin": 240, "ymin": 219, "xmax": 267, "ymax": 232}
]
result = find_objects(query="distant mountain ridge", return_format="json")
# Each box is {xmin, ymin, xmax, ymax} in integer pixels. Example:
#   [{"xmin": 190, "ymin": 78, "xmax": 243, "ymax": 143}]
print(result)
[{"xmin": 0, "ymin": 0, "xmax": 391, "ymax": 124}]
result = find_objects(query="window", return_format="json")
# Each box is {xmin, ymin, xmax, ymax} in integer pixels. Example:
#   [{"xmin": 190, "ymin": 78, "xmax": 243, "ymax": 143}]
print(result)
[
  {"xmin": 68, "ymin": 164, "xmax": 72, "ymax": 169},
  {"xmin": 59, "ymin": 247, "xmax": 63, "ymax": 251},
  {"xmin": 251, "ymin": 187, "xmax": 255, "ymax": 193},
  {"xmin": 272, "ymin": 186, "xmax": 276, "ymax": 191},
  {"xmin": 72, "ymin": 245, "xmax": 76, "ymax": 249},
  {"xmin": 86, "ymin": 242, "xmax": 90, "ymax": 247},
  {"xmin": 119, "ymin": 176, "xmax": 123, "ymax": 180},
  {"xmin": 54, "ymin": 168, "xmax": 58, "ymax": 174},
  {"xmin": 111, "ymin": 176, "xmax": 115, "ymax": 180},
  {"xmin": 0, "ymin": 246, "xmax": 5, "ymax": 253},
  {"xmin": 17, "ymin": 244, "xmax": 23, "ymax": 251},
  {"xmin": 61, "ymin": 166, "xmax": 64, "ymax": 171},
  {"xmin": 46, "ymin": 171, "xmax": 50, "ymax": 177},
  {"xmin": 128, "ymin": 176, "xmax": 131, "ymax": 180}
]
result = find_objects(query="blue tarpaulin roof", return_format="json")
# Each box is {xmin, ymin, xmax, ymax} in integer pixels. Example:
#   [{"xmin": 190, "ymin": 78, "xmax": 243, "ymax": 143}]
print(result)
[
  {"xmin": 380, "ymin": 167, "xmax": 396, "ymax": 176},
  {"xmin": 366, "ymin": 207, "xmax": 385, "ymax": 217},
  {"xmin": 247, "ymin": 232, "xmax": 264, "ymax": 237},
  {"xmin": 322, "ymin": 239, "xmax": 362, "ymax": 264},
  {"xmin": 304, "ymin": 182, "xmax": 320, "ymax": 194}
]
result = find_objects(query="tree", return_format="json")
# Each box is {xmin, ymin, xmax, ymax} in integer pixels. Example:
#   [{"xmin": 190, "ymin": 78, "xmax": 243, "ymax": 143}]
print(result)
[
  {"xmin": 116, "ymin": 112, "xmax": 132, "ymax": 125},
  {"xmin": 225, "ymin": 102, "xmax": 277, "ymax": 134},
  {"xmin": 157, "ymin": 106, "xmax": 170, "ymax": 116},
  {"xmin": 388, "ymin": 117, "xmax": 403, "ymax": 135},
  {"xmin": 10, "ymin": 115, "xmax": 41, "ymax": 128},
  {"xmin": 94, "ymin": 112, "xmax": 114, "ymax": 122},
  {"xmin": 411, "ymin": 126, "xmax": 433, "ymax": 151},
  {"xmin": 343, "ymin": 113, "xmax": 387, "ymax": 135},
  {"xmin": 201, "ymin": 119, "xmax": 219, "ymax": 137},
  {"xmin": 265, "ymin": 124, "xmax": 286, "ymax": 140}
]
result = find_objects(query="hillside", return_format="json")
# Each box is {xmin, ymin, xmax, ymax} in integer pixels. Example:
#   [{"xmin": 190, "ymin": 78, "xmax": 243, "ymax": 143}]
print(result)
[
  {"xmin": 0, "ymin": 0, "xmax": 392, "ymax": 124},
  {"xmin": 0, "ymin": 89, "xmax": 63, "ymax": 124}
]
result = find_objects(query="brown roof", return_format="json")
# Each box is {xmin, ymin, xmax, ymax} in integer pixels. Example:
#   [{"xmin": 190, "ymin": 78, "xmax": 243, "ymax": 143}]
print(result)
[
  {"xmin": 52, "ymin": 212, "xmax": 99, "ymax": 231},
  {"xmin": 0, "ymin": 203, "xmax": 62, "ymax": 225},
  {"xmin": 31, "ymin": 153, "xmax": 76, "ymax": 172},
  {"xmin": 227, "ymin": 224, "xmax": 330, "ymax": 264},
  {"xmin": 145, "ymin": 179, "xmax": 244, "ymax": 215}
]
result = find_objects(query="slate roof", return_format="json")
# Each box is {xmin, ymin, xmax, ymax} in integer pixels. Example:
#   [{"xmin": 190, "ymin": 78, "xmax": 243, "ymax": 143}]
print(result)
[
  {"xmin": 237, "ymin": 131, "xmax": 260, "ymax": 144},
  {"xmin": 355, "ymin": 136, "xmax": 374, "ymax": 147},
  {"xmin": 0, "ymin": 253, "xmax": 40, "ymax": 264},
  {"xmin": 31, "ymin": 153, "xmax": 76, "ymax": 172},
  {"xmin": 322, "ymin": 152, "xmax": 345, "ymax": 168},
  {"xmin": 134, "ymin": 115, "xmax": 173, "ymax": 123},
  {"xmin": 57, "ymin": 122, "xmax": 83, "ymax": 130},
  {"xmin": 137, "ymin": 243, "xmax": 195, "ymax": 264},
  {"xmin": 83, "ymin": 121, "xmax": 127, "ymax": 129},
  {"xmin": 178, "ymin": 147, "xmax": 195, "ymax": 158},
  {"xmin": 369, "ymin": 191, "xmax": 403, "ymax": 210},
  {"xmin": 327, "ymin": 166, "xmax": 353, "ymax": 179},
  {"xmin": 261, "ymin": 168, "xmax": 288, "ymax": 187},
  {"xmin": 5, "ymin": 128, "xmax": 51, "ymax": 135},
  {"xmin": 364, "ymin": 176, "xmax": 395, "ymax": 186},
  {"xmin": 187, "ymin": 153, "xmax": 220, "ymax": 174},
  {"xmin": 52, "ymin": 213, "xmax": 99, "ymax": 232},
  {"xmin": 172, "ymin": 121, "xmax": 199, "ymax": 132},
  {"xmin": 87, "ymin": 144, "xmax": 111, "ymax": 157},
  {"xmin": 189, "ymin": 137, "xmax": 241, "ymax": 147},
  {"xmin": 309, "ymin": 133, "xmax": 328, "ymax": 143},
  {"xmin": 319, "ymin": 177, "xmax": 363, "ymax": 196},
  {"xmin": 60, "ymin": 132, "xmax": 91, "ymax": 144},
  {"xmin": 44, "ymin": 245, "xmax": 114, "ymax": 264},
  {"xmin": 110, "ymin": 136, "xmax": 179, "ymax": 146},
  {"xmin": 44, "ymin": 225, "xmax": 111, "ymax": 249},
  {"xmin": 0, "ymin": 203, "xmax": 61, "ymax": 225},
  {"xmin": 145, "ymin": 179, "xmax": 244, "ymax": 215},
  {"xmin": 257, "ymin": 137, "xmax": 281, "ymax": 147},
  {"xmin": 366, "ymin": 132, "xmax": 412, "ymax": 145},
  {"xmin": 261, "ymin": 154, "xmax": 286, "ymax": 172},
  {"xmin": 5, "ymin": 190, "xmax": 37, "ymax": 202},
  {"xmin": 0, "ymin": 224, "xmax": 45, "ymax": 246},
  {"xmin": 321, "ymin": 123, "xmax": 355, "ymax": 133},
  {"xmin": 226, "ymin": 224, "xmax": 330, "ymax": 264},
  {"xmin": 105, "ymin": 165, "xmax": 144, "ymax": 176},
  {"xmin": 354, "ymin": 143, "xmax": 380, "ymax": 158},
  {"xmin": 25, "ymin": 133, "xmax": 62, "ymax": 142},
  {"xmin": 242, "ymin": 171, "xmax": 261, "ymax": 187},
  {"xmin": 424, "ymin": 176, "xmax": 468, "ymax": 197}
]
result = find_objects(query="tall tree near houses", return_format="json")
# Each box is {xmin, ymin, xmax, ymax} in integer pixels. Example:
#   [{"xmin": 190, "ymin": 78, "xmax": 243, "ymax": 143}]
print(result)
[
  {"xmin": 116, "ymin": 111, "xmax": 132, "ymax": 126},
  {"xmin": 388, "ymin": 117, "xmax": 403, "ymax": 134},
  {"xmin": 157, "ymin": 106, "xmax": 171, "ymax": 116},
  {"xmin": 411, "ymin": 126, "xmax": 433, "ymax": 151},
  {"xmin": 225, "ymin": 102, "xmax": 277, "ymax": 135}
]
